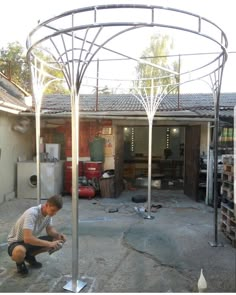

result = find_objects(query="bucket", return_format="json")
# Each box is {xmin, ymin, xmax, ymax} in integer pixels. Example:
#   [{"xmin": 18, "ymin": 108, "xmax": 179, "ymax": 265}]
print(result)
[{"xmin": 99, "ymin": 176, "xmax": 115, "ymax": 198}]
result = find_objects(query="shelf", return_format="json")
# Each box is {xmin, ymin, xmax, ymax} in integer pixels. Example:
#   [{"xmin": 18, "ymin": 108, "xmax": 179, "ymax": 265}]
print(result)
[
  {"xmin": 221, "ymin": 202, "xmax": 235, "ymax": 214},
  {"xmin": 124, "ymin": 159, "xmax": 184, "ymax": 179},
  {"xmin": 222, "ymin": 173, "xmax": 234, "ymax": 183},
  {"xmin": 222, "ymin": 188, "xmax": 234, "ymax": 201},
  {"xmin": 221, "ymin": 202, "xmax": 236, "ymax": 247},
  {"xmin": 222, "ymin": 180, "xmax": 234, "ymax": 186},
  {"xmin": 221, "ymin": 156, "xmax": 234, "ymax": 204}
]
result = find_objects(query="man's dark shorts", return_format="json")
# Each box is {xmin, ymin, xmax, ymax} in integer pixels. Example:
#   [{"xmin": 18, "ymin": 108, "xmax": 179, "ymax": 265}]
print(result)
[{"xmin": 8, "ymin": 236, "xmax": 53, "ymax": 256}]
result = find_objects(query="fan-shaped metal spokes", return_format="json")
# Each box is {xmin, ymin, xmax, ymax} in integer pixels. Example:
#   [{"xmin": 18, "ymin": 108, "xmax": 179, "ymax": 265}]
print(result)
[
  {"xmin": 27, "ymin": 4, "xmax": 227, "ymax": 96},
  {"xmin": 26, "ymin": 4, "xmax": 228, "ymax": 292}
]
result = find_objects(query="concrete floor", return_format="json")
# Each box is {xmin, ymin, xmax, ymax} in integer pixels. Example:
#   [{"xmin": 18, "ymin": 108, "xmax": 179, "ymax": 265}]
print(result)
[{"xmin": 0, "ymin": 189, "xmax": 235, "ymax": 293}]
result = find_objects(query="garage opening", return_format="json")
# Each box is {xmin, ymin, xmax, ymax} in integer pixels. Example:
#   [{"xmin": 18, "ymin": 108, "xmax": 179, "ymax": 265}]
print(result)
[{"xmin": 123, "ymin": 126, "xmax": 185, "ymax": 189}]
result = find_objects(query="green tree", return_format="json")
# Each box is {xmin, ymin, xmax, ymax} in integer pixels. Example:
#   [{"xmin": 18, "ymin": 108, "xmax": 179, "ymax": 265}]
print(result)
[
  {"xmin": 0, "ymin": 42, "xmax": 68, "ymax": 95},
  {"xmin": 0, "ymin": 42, "xmax": 30, "ymax": 91},
  {"xmin": 135, "ymin": 34, "xmax": 179, "ymax": 95}
]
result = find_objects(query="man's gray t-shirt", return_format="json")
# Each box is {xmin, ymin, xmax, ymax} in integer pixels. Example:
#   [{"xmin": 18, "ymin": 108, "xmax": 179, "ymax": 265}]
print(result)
[{"xmin": 8, "ymin": 204, "xmax": 52, "ymax": 245}]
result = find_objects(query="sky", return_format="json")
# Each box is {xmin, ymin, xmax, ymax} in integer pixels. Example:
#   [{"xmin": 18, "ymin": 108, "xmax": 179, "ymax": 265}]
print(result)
[{"xmin": 0, "ymin": 0, "xmax": 236, "ymax": 93}]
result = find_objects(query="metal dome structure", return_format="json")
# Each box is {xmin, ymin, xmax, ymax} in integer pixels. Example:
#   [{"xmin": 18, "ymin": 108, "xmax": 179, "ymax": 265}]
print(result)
[{"xmin": 26, "ymin": 4, "xmax": 228, "ymax": 292}]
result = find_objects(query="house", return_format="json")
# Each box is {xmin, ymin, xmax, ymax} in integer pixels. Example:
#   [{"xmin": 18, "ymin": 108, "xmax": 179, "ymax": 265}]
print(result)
[
  {"xmin": 39, "ymin": 93, "xmax": 234, "ymax": 201},
  {"xmin": 0, "ymin": 73, "xmax": 34, "ymax": 204},
  {"xmin": 0, "ymin": 79, "xmax": 234, "ymax": 204}
]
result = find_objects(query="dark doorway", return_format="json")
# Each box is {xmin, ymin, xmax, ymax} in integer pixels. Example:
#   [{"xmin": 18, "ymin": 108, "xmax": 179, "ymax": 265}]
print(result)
[{"xmin": 123, "ymin": 126, "xmax": 185, "ymax": 190}]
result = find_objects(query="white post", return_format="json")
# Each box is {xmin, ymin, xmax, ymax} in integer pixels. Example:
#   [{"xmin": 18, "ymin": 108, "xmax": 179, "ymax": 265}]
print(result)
[
  {"xmin": 71, "ymin": 89, "xmax": 80, "ymax": 291},
  {"xmin": 205, "ymin": 122, "xmax": 211, "ymax": 205},
  {"xmin": 63, "ymin": 14, "xmax": 87, "ymax": 292},
  {"xmin": 35, "ymin": 103, "xmax": 41, "ymax": 205},
  {"xmin": 145, "ymin": 117, "xmax": 154, "ymax": 219},
  {"xmin": 145, "ymin": 78, "xmax": 154, "ymax": 219}
]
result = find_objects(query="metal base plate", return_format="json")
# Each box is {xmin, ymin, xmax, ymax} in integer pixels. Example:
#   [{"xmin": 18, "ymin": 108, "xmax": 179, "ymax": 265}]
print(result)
[
  {"xmin": 208, "ymin": 241, "xmax": 224, "ymax": 247},
  {"xmin": 63, "ymin": 280, "xmax": 87, "ymax": 293},
  {"xmin": 144, "ymin": 215, "xmax": 155, "ymax": 220}
]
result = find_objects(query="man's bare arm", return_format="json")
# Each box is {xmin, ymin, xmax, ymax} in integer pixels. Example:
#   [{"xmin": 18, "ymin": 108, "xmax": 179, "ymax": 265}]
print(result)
[
  {"xmin": 46, "ymin": 225, "xmax": 66, "ymax": 242},
  {"xmin": 23, "ymin": 229, "xmax": 62, "ymax": 248}
]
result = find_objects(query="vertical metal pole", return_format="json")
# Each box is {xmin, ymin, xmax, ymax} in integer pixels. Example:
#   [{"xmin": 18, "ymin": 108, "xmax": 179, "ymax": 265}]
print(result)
[
  {"xmin": 209, "ymin": 91, "xmax": 223, "ymax": 247},
  {"xmin": 145, "ymin": 118, "xmax": 154, "ymax": 219},
  {"xmin": 177, "ymin": 55, "xmax": 180, "ymax": 110},
  {"xmin": 63, "ymin": 13, "xmax": 86, "ymax": 293},
  {"xmin": 35, "ymin": 104, "xmax": 41, "ymax": 205},
  {"xmin": 71, "ymin": 89, "xmax": 79, "ymax": 291},
  {"xmin": 213, "ymin": 92, "xmax": 219, "ymax": 244},
  {"xmin": 96, "ymin": 58, "xmax": 99, "ymax": 112},
  {"xmin": 205, "ymin": 122, "xmax": 211, "ymax": 205},
  {"xmin": 71, "ymin": 14, "xmax": 79, "ymax": 292},
  {"xmin": 209, "ymin": 53, "xmax": 225, "ymax": 247},
  {"xmin": 64, "ymin": 91, "xmax": 86, "ymax": 292},
  {"xmin": 145, "ymin": 79, "xmax": 154, "ymax": 220},
  {"xmin": 208, "ymin": 148, "xmax": 214, "ymax": 205}
]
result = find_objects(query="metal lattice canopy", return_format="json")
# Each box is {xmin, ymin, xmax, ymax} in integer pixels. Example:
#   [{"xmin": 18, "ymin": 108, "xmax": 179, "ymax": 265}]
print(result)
[{"xmin": 26, "ymin": 4, "xmax": 228, "ymax": 292}]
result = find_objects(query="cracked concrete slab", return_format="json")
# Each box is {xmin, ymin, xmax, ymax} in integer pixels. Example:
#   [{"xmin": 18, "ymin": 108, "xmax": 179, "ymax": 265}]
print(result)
[{"xmin": 0, "ymin": 189, "xmax": 235, "ymax": 292}]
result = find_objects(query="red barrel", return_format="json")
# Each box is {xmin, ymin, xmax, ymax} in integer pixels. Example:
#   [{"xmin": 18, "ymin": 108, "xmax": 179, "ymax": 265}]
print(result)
[
  {"xmin": 64, "ymin": 161, "xmax": 84, "ymax": 193},
  {"xmin": 65, "ymin": 161, "xmax": 83, "ymax": 177},
  {"xmin": 84, "ymin": 161, "xmax": 103, "ymax": 180}
]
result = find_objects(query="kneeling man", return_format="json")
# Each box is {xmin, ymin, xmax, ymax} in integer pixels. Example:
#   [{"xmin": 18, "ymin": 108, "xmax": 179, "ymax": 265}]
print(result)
[{"xmin": 8, "ymin": 195, "xmax": 66, "ymax": 275}]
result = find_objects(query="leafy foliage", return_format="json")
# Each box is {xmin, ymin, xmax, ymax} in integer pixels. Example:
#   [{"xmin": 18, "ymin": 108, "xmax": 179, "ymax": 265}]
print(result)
[
  {"xmin": 135, "ymin": 34, "xmax": 179, "ymax": 95},
  {"xmin": 0, "ymin": 42, "xmax": 68, "ymax": 94},
  {"xmin": 0, "ymin": 42, "xmax": 30, "ymax": 91}
]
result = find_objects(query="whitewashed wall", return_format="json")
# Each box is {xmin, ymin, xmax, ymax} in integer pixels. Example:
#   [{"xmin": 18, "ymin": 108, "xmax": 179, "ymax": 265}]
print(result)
[{"xmin": 0, "ymin": 112, "xmax": 34, "ymax": 204}]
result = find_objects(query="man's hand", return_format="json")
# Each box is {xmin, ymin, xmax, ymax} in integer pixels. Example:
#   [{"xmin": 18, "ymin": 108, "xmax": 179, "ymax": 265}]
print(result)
[
  {"xmin": 56, "ymin": 233, "xmax": 66, "ymax": 242},
  {"xmin": 46, "ymin": 226, "xmax": 67, "ymax": 242},
  {"xmin": 49, "ymin": 240, "xmax": 64, "ymax": 249}
]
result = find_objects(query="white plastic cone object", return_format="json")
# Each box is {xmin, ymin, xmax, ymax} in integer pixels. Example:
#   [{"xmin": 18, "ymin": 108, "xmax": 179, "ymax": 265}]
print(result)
[{"xmin": 198, "ymin": 268, "xmax": 207, "ymax": 292}]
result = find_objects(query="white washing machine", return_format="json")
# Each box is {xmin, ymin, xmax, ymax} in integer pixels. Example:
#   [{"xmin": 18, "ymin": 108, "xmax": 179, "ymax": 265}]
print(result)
[{"xmin": 17, "ymin": 161, "xmax": 64, "ymax": 199}]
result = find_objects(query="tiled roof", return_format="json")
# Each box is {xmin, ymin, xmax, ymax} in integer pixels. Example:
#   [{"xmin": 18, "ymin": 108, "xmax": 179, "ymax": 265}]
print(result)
[
  {"xmin": 42, "ymin": 92, "xmax": 235, "ymax": 118},
  {"xmin": 0, "ymin": 72, "xmax": 29, "ymax": 98},
  {"xmin": 0, "ymin": 86, "xmax": 27, "ymax": 108},
  {"xmin": 0, "ymin": 74, "xmax": 30, "ymax": 113},
  {"xmin": 1, "ymin": 67, "xmax": 234, "ymax": 118}
]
